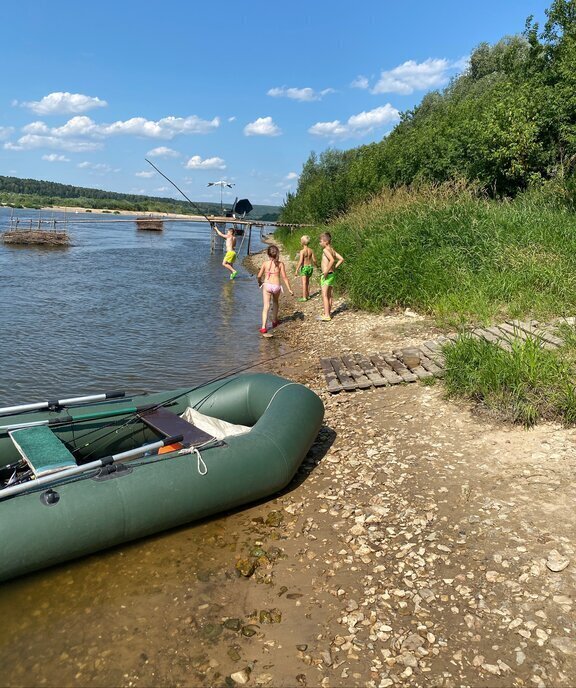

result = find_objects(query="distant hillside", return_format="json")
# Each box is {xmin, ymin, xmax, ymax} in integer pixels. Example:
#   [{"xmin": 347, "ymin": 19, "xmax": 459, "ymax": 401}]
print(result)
[{"xmin": 0, "ymin": 175, "xmax": 281, "ymax": 221}]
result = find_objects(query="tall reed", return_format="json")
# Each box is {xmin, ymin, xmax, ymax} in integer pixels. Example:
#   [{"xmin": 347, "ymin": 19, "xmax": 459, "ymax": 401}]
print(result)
[{"xmin": 276, "ymin": 184, "xmax": 576, "ymax": 326}]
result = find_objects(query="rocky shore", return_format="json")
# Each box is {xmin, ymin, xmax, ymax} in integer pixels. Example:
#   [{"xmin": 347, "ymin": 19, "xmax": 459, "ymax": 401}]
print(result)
[
  {"xmin": 4, "ymin": 244, "xmax": 576, "ymax": 688},
  {"xmin": 209, "ymin": 245, "xmax": 576, "ymax": 688}
]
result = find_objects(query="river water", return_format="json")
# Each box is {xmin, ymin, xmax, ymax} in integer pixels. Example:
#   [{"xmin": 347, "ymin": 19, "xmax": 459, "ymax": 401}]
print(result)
[
  {"xmin": 0, "ymin": 208, "xmax": 276, "ymax": 405},
  {"xmin": 0, "ymin": 208, "xmax": 288, "ymax": 686}
]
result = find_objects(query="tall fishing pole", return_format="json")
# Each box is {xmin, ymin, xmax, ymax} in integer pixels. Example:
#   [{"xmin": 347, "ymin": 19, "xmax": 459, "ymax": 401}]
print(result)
[
  {"xmin": 144, "ymin": 158, "xmax": 213, "ymax": 224},
  {"xmin": 35, "ymin": 346, "xmax": 303, "ymax": 459}
]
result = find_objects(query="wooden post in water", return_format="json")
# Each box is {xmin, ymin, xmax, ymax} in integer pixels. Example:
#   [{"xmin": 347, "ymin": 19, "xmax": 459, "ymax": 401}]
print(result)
[{"xmin": 247, "ymin": 224, "xmax": 252, "ymax": 255}]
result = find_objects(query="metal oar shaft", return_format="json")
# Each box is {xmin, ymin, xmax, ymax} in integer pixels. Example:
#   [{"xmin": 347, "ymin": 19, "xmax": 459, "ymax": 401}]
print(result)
[
  {"xmin": 0, "ymin": 404, "xmax": 150, "ymax": 433},
  {"xmin": 0, "ymin": 391, "xmax": 125, "ymax": 416},
  {"xmin": 0, "ymin": 434, "xmax": 183, "ymax": 500}
]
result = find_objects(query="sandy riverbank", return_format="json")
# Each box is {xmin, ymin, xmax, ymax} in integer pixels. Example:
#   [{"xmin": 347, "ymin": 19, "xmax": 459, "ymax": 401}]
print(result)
[{"xmin": 38, "ymin": 205, "xmax": 204, "ymax": 220}]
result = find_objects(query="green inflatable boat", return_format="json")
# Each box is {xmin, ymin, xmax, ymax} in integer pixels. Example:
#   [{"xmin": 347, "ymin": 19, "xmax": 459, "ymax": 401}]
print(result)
[{"xmin": 0, "ymin": 373, "xmax": 324, "ymax": 582}]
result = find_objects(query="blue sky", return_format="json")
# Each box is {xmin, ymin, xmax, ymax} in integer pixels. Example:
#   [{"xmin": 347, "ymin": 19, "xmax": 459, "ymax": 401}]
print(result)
[{"xmin": 0, "ymin": 0, "xmax": 551, "ymax": 207}]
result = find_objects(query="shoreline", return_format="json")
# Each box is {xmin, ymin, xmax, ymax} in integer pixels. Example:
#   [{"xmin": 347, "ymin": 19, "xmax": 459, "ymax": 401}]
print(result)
[
  {"xmin": 2, "ymin": 243, "xmax": 576, "ymax": 686},
  {"xmin": 38, "ymin": 205, "xmax": 205, "ymax": 220},
  {"xmin": 230, "ymin": 243, "xmax": 576, "ymax": 687}
]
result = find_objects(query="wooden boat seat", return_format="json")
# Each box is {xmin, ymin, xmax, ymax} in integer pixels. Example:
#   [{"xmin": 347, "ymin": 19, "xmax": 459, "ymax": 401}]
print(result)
[
  {"xmin": 140, "ymin": 406, "xmax": 214, "ymax": 447},
  {"xmin": 9, "ymin": 426, "xmax": 77, "ymax": 478}
]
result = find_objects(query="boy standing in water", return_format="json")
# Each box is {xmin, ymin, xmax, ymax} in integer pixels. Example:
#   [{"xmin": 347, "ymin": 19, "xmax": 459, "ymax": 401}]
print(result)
[
  {"xmin": 294, "ymin": 235, "xmax": 317, "ymax": 301},
  {"xmin": 212, "ymin": 224, "xmax": 238, "ymax": 279},
  {"xmin": 319, "ymin": 232, "xmax": 344, "ymax": 321}
]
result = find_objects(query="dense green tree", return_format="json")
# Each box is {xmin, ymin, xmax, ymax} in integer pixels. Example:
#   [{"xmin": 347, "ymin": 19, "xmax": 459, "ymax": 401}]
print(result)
[{"xmin": 280, "ymin": 0, "xmax": 576, "ymax": 223}]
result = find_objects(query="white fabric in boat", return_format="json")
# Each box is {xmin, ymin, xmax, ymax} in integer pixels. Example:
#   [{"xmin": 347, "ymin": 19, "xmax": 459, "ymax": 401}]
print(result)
[{"xmin": 181, "ymin": 407, "xmax": 250, "ymax": 441}]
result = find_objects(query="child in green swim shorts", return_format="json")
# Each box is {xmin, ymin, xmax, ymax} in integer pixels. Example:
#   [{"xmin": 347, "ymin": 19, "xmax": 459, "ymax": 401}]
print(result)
[
  {"xmin": 319, "ymin": 232, "xmax": 344, "ymax": 321},
  {"xmin": 295, "ymin": 235, "xmax": 317, "ymax": 301}
]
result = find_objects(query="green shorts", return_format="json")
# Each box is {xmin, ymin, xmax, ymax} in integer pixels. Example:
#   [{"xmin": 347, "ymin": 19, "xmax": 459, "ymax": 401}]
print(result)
[
  {"xmin": 299, "ymin": 265, "xmax": 313, "ymax": 277},
  {"xmin": 224, "ymin": 250, "xmax": 236, "ymax": 265},
  {"xmin": 320, "ymin": 272, "xmax": 335, "ymax": 287}
]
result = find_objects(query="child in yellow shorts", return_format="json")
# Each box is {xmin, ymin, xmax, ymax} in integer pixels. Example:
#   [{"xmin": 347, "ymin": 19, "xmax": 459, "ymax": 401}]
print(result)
[{"xmin": 212, "ymin": 224, "xmax": 238, "ymax": 279}]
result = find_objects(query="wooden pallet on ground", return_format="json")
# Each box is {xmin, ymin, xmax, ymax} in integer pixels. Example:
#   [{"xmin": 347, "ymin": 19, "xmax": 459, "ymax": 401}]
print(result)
[{"xmin": 321, "ymin": 318, "xmax": 572, "ymax": 393}]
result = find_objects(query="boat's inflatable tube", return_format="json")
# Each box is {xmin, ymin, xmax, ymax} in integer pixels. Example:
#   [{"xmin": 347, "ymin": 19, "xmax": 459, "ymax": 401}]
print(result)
[{"xmin": 0, "ymin": 374, "xmax": 324, "ymax": 582}]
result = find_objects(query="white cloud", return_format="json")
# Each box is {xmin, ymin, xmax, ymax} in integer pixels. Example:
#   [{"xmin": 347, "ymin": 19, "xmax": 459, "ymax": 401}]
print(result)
[
  {"xmin": 146, "ymin": 146, "xmax": 180, "ymax": 158},
  {"xmin": 5, "ymin": 135, "xmax": 102, "ymax": 152},
  {"xmin": 99, "ymin": 115, "xmax": 219, "ymax": 138},
  {"xmin": 243, "ymin": 116, "xmax": 281, "ymax": 137},
  {"xmin": 276, "ymin": 172, "xmax": 299, "ymax": 190},
  {"xmin": 136, "ymin": 170, "xmax": 155, "ymax": 178},
  {"xmin": 267, "ymin": 86, "xmax": 334, "ymax": 102},
  {"xmin": 42, "ymin": 153, "xmax": 70, "ymax": 162},
  {"xmin": 228, "ymin": 116, "xmax": 236, "ymax": 122},
  {"xmin": 351, "ymin": 75, "xmax": 369, "ymax": 89},
  {"xmin": 78, "ymin": 161, "xmax": 119, "ymax": 173},
  {"xmin": 18, "ymin": 92, "xmax": 108, "ymax": 115},
  {"xmin": 309, "ymin": 104, "xmax": 400, "ymax": 139},
  {"xmin": 0, "ymin": 126, "xmax": 15, "ymax": 140},
  {"xmin": 4, "ymin": 113, "xmax": 220, "ymax": 152},
  {"xmin": 185, "ymin": 155, "xmax": 226, "ymax": 170},
  {"xmin": 371, "ymin": 58, "xmax": 463, "ymax": 95}
]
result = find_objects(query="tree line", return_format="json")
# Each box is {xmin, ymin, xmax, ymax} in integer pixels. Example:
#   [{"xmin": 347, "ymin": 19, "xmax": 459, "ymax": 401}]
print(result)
[
  {"xmin": 281, "ymin": 0, "xmax": 576, "ymax": 224},
  {"xmin": 0, "ymin": 176, "xmax": 280, "ymax": 220}
]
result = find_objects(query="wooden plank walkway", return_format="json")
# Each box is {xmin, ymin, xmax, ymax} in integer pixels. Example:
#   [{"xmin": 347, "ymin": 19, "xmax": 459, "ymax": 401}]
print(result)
[{"xmin": 321, "ymin": 318, "xmax": 575, "ymax": 393}]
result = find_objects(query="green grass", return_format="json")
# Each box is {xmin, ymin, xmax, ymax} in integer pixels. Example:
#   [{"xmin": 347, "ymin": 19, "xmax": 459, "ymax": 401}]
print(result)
[
  {"xmin": 274, "ymin": 184, "xmax": 576, "ymax": 427},
  {"xmin": 276, "ymin": 184, "xmax": 576, "ymax": 328},
  {"xmin": 443, "ymin": 333, "xmax": 576, "ymax": 426}
]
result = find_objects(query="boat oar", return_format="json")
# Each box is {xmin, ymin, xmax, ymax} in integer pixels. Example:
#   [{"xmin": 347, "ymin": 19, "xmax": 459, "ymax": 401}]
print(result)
[
  {"xmin": 0, "ymin": 391, "xmax": 126, "ymax": 417},
  {"xmin": 0, "ymin": 434, "xmax": 183, "ymax": 500},
  {"xmin": 0, "ymin": 403, "xmax": 155, "ymax": 433}
]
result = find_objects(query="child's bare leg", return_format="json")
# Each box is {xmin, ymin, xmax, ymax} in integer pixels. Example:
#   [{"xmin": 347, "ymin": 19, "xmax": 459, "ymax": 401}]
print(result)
[
  {"xmin": 261, "ymin": 289, "xmax": 271, "ymax": 330},
  {"xmin": 328, "ymin": 286, "xmax": 333, "ymax": 314},
  {"xmin": 300, "ymin": 275, "xmax": 307, "ymax": 298},
  {"xmin": 222, "ymin": 260, "xmax": 235, "ymax": 274},
  {"xmin": 322, "ymin": 285, "xmax": 331, "ymax": 317},
  {"xmin": 271, "ymin": 293, "xmax": 280, "ymax": 323}
]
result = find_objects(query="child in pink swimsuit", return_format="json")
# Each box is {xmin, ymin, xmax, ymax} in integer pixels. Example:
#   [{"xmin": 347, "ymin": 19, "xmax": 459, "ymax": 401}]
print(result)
[{"xmin": 257, "ymin": 245, "xmax": 294, "ymax": 334}]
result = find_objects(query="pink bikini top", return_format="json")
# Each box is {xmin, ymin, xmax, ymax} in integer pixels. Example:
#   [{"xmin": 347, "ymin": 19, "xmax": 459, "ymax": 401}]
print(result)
[{"xmin": 266, "ymin": 261, "xmax": 280, "ymax": 279}]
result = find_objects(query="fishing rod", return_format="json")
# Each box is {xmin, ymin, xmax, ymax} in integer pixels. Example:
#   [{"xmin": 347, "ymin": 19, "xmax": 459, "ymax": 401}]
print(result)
[
  {"xmin": 144, "ymin": 159, "xmax": 214, "ymax": 224},
  {"xmin": 51, "ymin": 346, "xmax": 303, "ymax": 458}
]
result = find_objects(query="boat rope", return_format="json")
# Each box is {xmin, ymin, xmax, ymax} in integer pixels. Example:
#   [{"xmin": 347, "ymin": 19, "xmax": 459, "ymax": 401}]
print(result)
[
  {"xmin": 178, "ymin": 445, "xmax": 208, "ymax": 475},
  {"xmin": 263, "ymin": 383, "xmax": 300, "ymax": 414}
]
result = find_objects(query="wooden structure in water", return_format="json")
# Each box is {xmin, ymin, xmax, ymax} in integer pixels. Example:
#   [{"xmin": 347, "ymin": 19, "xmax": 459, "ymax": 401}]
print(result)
[
  {"xmin": 1, "ymin": 210, "xmax": 311, "ymax": 251},
  {"xmin": 2, "ymin": 230, "xmax": 70, "ymax": 246},
  {"xmin": 1, "ymin": 216, "xmax": 70, "ymax": 247},
  {"xmin": 136, "ymin": 216, "xmax": 164, "ymax": 231},
  {"xmin": 208, "ymin": 216, "xmax": 265, "ymax": 256},
  {"xmin": 321, "ymin": 318, "xmax": 575, "ymax": 393}
]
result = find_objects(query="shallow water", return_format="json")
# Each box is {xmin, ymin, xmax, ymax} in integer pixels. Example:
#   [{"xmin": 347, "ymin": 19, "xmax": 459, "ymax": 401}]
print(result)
[
  {"xmin": 0, "ymin": 208, "xmax": 288, "ymax": 685},
  {"xmin": 0, "ymin": 208, "xmax": 278, "ymax": 405}
]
